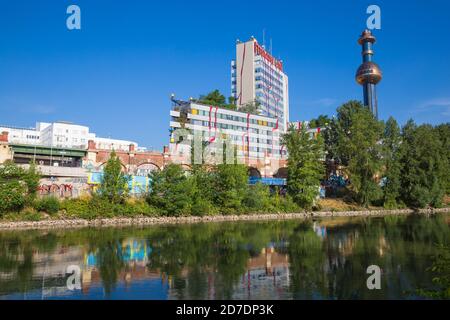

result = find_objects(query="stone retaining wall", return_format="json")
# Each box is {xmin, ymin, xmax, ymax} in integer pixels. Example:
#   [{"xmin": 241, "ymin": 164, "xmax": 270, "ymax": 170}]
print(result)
[{"xmin": 0, "ymin": 208, "xmax": 448, "ymax": 231}]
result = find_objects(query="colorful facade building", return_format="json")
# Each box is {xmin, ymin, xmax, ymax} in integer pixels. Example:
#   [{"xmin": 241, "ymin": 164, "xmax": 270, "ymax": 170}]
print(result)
[{"xmin": 169, "ymin": 98, "xmax": 287, "ymax": 178}]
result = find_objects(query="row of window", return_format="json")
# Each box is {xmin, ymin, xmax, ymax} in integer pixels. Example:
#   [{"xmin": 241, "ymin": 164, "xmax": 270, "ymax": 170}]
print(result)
[
  {"xmin": 192, "ymin": 120, "xmax": 276, "ymax": 136},
  {"xmin": 191, "ymin": 109, "xmax": 277, "ymax": 127}
]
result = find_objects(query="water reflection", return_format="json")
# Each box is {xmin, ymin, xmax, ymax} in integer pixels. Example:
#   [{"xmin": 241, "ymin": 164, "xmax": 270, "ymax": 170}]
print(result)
[{"xmin": 0, "ymin": 214, "xmax": 448, "ymax": 300}]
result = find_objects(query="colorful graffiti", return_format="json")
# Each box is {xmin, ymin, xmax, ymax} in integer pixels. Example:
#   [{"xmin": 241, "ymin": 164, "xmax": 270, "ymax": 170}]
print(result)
[
  {"xmin": 38, "ymin": 184, "xmax": 73, "ymax": 197},
  {"xmin": 87, "ymin": 172, "xmax": 151, "ymax": 195}
]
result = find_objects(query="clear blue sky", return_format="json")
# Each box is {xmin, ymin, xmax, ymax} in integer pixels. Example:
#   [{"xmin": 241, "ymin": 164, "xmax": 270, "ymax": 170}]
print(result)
[{"xmin": 1, "ymin": 0, "xmax": 449, "ymax": 149}]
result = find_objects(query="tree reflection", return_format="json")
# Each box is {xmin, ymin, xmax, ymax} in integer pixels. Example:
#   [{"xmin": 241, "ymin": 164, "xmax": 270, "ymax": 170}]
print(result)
[{"xmin": 0, "ymin": 214, "xmax": 448, "ymax": 299}]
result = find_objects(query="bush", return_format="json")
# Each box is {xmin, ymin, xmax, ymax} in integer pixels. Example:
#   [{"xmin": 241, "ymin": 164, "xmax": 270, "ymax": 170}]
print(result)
[
  {"xmin": 0, "ymin": 181, "xmax": 27, "ymax": 213},
  {"xmin": 117, "ymin": 199, "xmax": 159, "ymax": 217},
  {"xmin": 243, "ymin": 183, "xmax": 272, "ymax": 213},
  {"xmin": 22, "ymin": 208, "xmax": 42, "ymax": 221},
  {"xmin": 60, "ymin": 196, "xmax": 114, "ymax": 219},
  {"xmin": 191, "ymin": 197, "xmax": 217, "ymax": 216},
  {"xmin": 147, "ymin": 164, "xmax": 194, "ymax": 216},
  {"xmin": 35, "ymin": 196, "xmax": 60, "ymax": 214}
]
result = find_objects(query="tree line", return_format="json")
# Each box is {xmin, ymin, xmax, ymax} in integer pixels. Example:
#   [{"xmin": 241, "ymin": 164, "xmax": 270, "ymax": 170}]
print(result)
[{"xmin": 0, "ymin": 99, "xmax": 448, "ymax": 219}]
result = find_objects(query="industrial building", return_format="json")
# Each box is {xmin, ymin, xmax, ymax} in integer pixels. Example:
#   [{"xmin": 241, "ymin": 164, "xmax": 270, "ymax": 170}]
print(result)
[
  {"xmin": 231, "ymin": 37, "xmax": 289, "ymax": 132},
  {"xmin": 169, "ymin": 99, "xmax": 284, "ymax": 158}
]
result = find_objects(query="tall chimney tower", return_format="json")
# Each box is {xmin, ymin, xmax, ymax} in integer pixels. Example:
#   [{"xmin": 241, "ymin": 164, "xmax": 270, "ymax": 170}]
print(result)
[{"xmin": 356, "ymin": 30, "xmax": 382, "ymax": 119}]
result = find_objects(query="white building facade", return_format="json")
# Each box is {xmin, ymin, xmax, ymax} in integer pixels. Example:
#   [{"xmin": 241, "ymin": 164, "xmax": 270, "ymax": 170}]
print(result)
[
  {"xmin": 169, "ymin": 100, "xmax": 286, "ymax": 163},
  {"xmin": 231, "ymin": 38, "xmax": 289, "ymax": 133},
  {"xmin": 0, "ymin": 121, "xmax": 137, "ymax": 151}
]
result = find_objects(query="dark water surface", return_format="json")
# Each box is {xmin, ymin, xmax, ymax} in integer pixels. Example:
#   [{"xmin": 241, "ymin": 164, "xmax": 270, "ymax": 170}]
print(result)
[{"xmin": 0, "ymin": 214, "xmax": 449, "ymax": 300}]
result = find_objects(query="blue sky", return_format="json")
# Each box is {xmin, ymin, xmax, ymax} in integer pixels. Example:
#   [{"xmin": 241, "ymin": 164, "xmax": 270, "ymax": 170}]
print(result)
[{"xmin": 1, "ymin": 0, "xmax": 449, "ymax": 149}]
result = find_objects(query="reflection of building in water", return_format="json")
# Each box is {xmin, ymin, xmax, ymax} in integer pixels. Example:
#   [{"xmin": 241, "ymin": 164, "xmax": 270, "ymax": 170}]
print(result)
[
  {"xmin": 0, "ymin": 238, "xmax": 168, "ymax": 299},
  {"xmin": 313, "ymin": 222, "xmax": 327, "ymax": 239},
  {"xmin": 166, "ymin": 246, "xmax": 290, "ymax": 300},
  {"xmin": 235, "ymin": 247, "xmax": 290, "ymax": 300},
  {"xmin": 80, "ymin": 238, "xmax": 166, "ymax": 295},
  {"xmin": 324, "ymin": 230, "xmax": 360, "ymax": 274}
]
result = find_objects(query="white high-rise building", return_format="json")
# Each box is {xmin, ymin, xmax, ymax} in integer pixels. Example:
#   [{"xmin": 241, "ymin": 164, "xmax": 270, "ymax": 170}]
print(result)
[{"xmin": 231, "ymin": 37, "xmax": 289, "ymax": 132}]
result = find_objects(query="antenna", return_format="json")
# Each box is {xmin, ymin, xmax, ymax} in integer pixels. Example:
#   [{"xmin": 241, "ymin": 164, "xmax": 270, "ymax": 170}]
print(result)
[{"xmin": 262, "ymin": 29, "xmax": 266, "ymax": 49}]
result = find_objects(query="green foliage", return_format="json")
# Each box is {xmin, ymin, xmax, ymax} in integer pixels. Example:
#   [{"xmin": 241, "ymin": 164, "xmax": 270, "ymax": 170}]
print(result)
[
  {"xmin": 238, "ymin": 100, "xmax": 261, "ymax": 115},
  {"xmin": 309, "ymin": 114, "xmax": 330, "ymax": 129},
  {"xmin": 35, "ymin": 196, "xmax": 60, "ymax": 215},
  {"xmin": 60, "ymin": 196, "xmax": 157, "ymax": 219},
  {"xmin": 196, "ymin": 90, "xmax": 238, "ymax": 111},
  {"xmin": 335, "ymin": 101, "xmax": 384, "ymax": 207},
  {"xmin": 382, "ymin": 117, "xmax": 402, "ymax": 209},
  {"xmin": 0, "ymin": 161, "xmax": 41, "ymax": 214},
  {"xmin": 118, "ymin": 199, "xmax": 158, "ymax": 217},
  {"xmin": 198, "ymin": 89, "xmax": 226, "ymax": 106},
  {"xmin": 22, "ymin": 208, "xmax": 42, "ymax": 221},
  {"xmin": 0, "ymin": 180, "xmax": 27, "ymax": 214},
  {"xmin": 190, "ymin": 166, "xmax": 217, "ymax": 216},
  {"xmin": 23, "ymin": 162, "xmax": 40, "ymax": 203},
  {"xmin": 435, "ymin": 123, "xmax": 450, "ymax": 194},
  {"xmin": 282, "ymin": 124, "xmax": 325, "ymax": 210},
  {"xmin": 147, "ymin": 164, "xmax": 194, "ymax": 216},
  {"xmin": 243, "ymin": 183, "xmax": 272, "ymax": 212},
  {"xmin": 399, "ymin": 120, "xmax": 448, "ymax": 208},
  {"xmin": 417, "ymin": 244, "xmax": 450, "ymax": 299},
  {"xmin": 98, "ymin": 151, "xmax": 129, "ymax": 204},
  {"xmin": 213, "ymin": 164, "xmax": 248, "ymax": 214}
]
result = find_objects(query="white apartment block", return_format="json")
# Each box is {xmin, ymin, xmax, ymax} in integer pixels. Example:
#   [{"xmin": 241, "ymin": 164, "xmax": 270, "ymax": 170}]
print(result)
[
  {"xmin": 0, "ymin": 121, "xmax": 137, "ymax": 151},
  {"xmin": 231, "ymin": 37, "xmax": 289, "ymax": 133},
  {"xmin": 169, "ymin": 100, "xmax": 286, "ymax": 161},
  {"xmin": 0, "ymin": 125, "xmax": 41, "ymax": 145}
]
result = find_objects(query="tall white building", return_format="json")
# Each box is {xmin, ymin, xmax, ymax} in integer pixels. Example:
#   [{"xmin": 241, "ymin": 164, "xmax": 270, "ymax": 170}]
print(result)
[{"xmin": 231, "ymin": 37, "xmax": 289, "ymax": 132}]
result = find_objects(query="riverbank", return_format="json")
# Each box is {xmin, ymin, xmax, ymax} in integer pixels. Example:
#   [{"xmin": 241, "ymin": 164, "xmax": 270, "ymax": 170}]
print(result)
[{"xmin": 0, "ymin": 207, "xmax": 448, "ymax": 230}]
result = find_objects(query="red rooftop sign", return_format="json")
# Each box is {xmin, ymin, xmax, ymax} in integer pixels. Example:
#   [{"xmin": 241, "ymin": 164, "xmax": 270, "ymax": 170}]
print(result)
[{"xmin": 254, "ymin": 42, "xmax": 283, "ymax": 71}]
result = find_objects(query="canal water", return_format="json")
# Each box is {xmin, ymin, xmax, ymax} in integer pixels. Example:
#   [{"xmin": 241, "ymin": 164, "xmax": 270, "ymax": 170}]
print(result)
[{"xmin": 0, "ymin": 214, "xmax": 448, "ymax": 300}]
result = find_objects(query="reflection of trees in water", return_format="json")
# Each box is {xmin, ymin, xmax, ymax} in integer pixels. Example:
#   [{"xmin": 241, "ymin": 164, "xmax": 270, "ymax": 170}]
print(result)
[
  {"xmin": 0, "ymin": 231, "xmax": 58, "ymax": 295},
  {"xmin": 0, "ymin": 214, "xmax": 448, "ymax": 299},
  {"xmin": 315, "ymin": 215, "xmax": 450, "ymax": 299}
]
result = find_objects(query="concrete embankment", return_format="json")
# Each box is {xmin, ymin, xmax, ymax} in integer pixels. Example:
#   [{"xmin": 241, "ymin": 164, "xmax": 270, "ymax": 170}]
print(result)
[{"xmin": 0, "ymin": 207, "xmax": 448, "ymax": 231}]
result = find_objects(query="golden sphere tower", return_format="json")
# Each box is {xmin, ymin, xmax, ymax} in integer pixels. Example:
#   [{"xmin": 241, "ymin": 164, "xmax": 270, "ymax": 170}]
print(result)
[{"xmin": 355, "ymin": 30, "xmax": 382, "ymax": 119}]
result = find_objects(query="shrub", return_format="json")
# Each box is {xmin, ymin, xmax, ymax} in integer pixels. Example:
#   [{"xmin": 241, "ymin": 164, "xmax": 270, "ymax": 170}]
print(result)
[
  {"xmin": 35, "ymin": 196, "xmax": 60, "ymax": 214},
  {"xmin": 147, "ymin": 164, "xmax": 194, "ymax": 216},
  {"xmin": 243, "ymin": 183, "xmax": 272, "ymax": 213},
  {"xmin": 117, "ymin": 199, "xmax": 159, "ymax": 217},
  {"xmin": 191, "ymin": 197, "xmax": 217, "ymax": 216},
  {"xmin": 22, "ymin": 208, "xmax": 42, "ymax": 221},
  {"xmin": 0, "ymin": 180, "xmax": 27, "ymax": 213}
]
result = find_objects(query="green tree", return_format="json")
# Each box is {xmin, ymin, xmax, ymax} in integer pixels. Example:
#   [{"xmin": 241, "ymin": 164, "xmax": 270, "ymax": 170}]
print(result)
[
  {"xmin": 190, "ymin": 166, "xmax": 217, "ymax": 216},
  {"xmin": 323, "ymin": 116, "xmax": 339, "ymax": 163},
  {"xmin": 434, "ymin": 123, "xmax": 450, "ymax": 194},
  {"xmin": 213, "ymin": 164, "xmax": 249, "ymax": 214},
  {"xmin": 335, "ymin": 101, "xmax": 384, "ymax": 207},
  {"xmin": 0, "ymin": 161, "xmax": 41, "ymax": 213},
  {"xmin": 282, "ymin": 124, "xmax": 325, "ymax": 209},
  {"xmin": 147, "ymin": 164, "xmax": 194, "ymax": 216},
  {"xmin": 243, "ymin": 183, "xmax": 272, "ymax": 212},
  {"xmin": 198, "ymin": 90, "xmax": 226, "ymax": 106},
  {"xmin": 309, "ymin": 114, "xmax": 330, "ymax": 129},
  {"xmin": 98, "ymin": 151, "xmax": 129, "ymax": 204},
  {"xmin": 382, "ymin": 117, "xmax": 402, "ymax": 208},
  {"xmin": 399, "ymin": 121, "xmax": 447, "ymax": 208},
  {"xmin": 238, "ymin": 100, "xmax": 260, "ymax": 115}
]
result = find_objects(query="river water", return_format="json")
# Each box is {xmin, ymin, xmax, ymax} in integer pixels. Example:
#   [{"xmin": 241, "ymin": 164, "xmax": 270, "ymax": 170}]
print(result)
[{"xmin": 0, "ymin": 214, "xmax": 448, "ymax": 300}]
